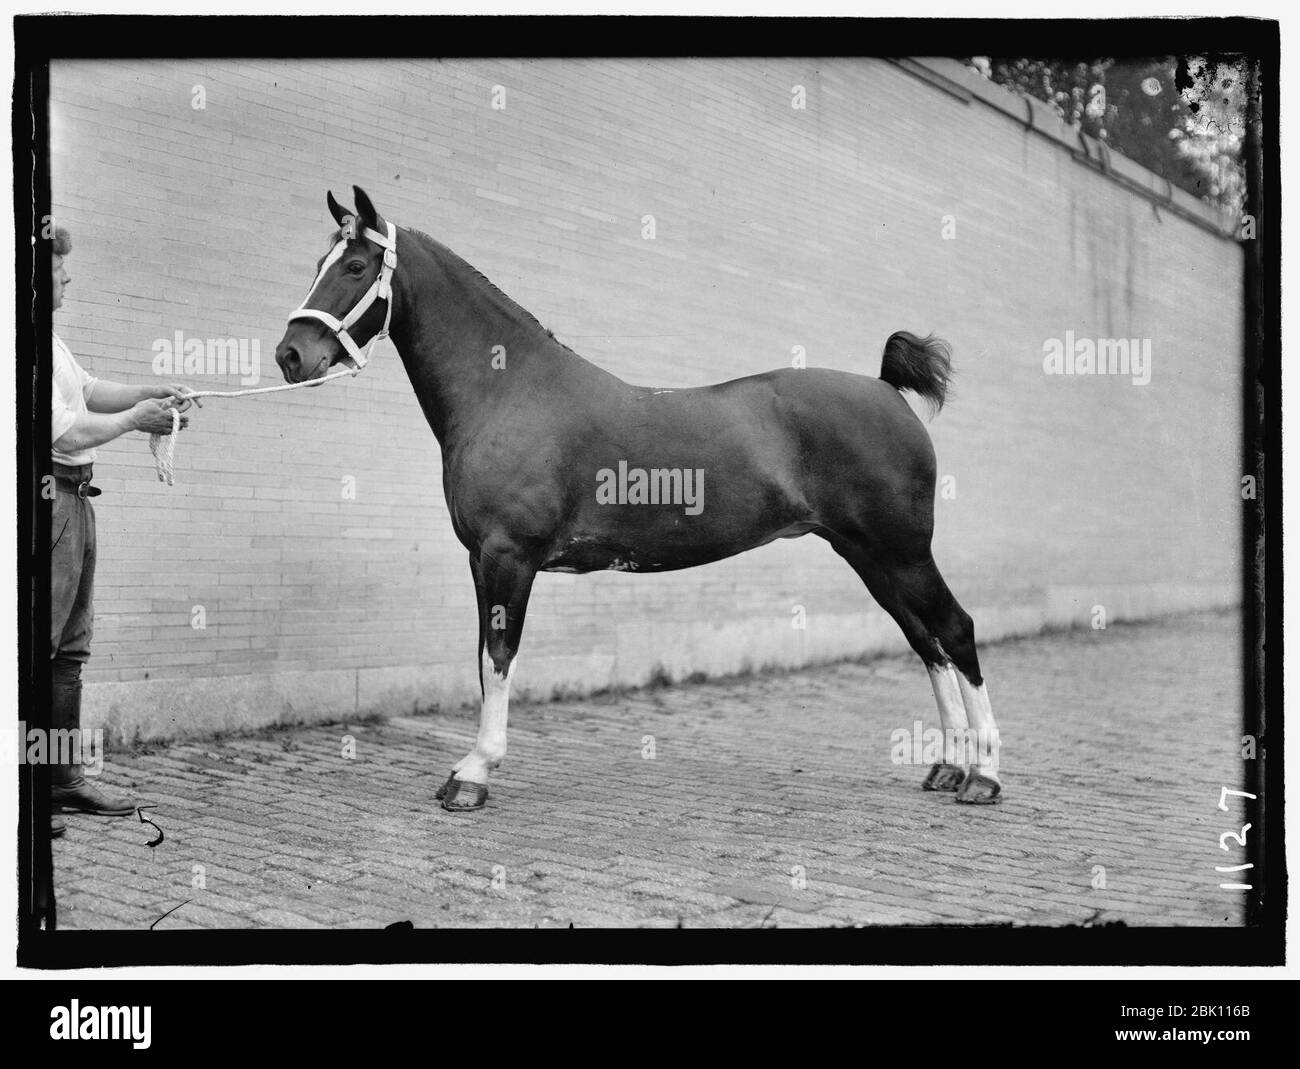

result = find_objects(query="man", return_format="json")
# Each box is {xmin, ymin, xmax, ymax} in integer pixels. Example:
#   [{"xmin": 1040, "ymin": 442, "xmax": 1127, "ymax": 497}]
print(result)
[{"xmin": 49, "ymin": 225, "xmax": 196, "ymax": 835}]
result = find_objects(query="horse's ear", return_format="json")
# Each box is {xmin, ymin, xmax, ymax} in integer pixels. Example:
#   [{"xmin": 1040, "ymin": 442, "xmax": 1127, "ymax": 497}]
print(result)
[
  {"xmin": 326, "ymin": 190, "xmax": 353, "ymax": 229},
  {"xmin": 352, "ymin": 185, "xmax": 385, "ymax": 230}
]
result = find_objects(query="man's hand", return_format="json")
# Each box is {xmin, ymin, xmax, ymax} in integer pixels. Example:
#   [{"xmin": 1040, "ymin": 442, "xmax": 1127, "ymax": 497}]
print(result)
[
  {"xmin": 149, "ymin": 383, "xmax": 202, "ymax": 412},
  {"xmin": 130, "ymin": 398, "xmax": 189, "ymax": 435}
]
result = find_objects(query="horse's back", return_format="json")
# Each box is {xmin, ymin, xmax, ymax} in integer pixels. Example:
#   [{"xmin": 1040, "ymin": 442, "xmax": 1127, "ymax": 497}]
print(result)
[{"xmin": 627, "ymin": 366, "xmax": 935, "ymax": 476}]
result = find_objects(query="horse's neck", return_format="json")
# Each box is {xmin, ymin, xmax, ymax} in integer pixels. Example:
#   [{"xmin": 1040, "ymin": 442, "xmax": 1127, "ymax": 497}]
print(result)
[{"xmin": 389, "ymin": 235, "xmax": 593, "ymax": 444}]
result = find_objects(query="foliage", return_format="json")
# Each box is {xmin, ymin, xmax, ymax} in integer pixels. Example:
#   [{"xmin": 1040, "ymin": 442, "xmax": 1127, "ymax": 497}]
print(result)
[{"xmin": 966, "ymin": 56, "xmax": 1248, "ymax": 213}]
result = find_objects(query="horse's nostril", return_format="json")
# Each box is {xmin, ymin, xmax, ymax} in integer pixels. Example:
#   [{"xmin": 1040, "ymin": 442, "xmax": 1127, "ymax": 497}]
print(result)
[{"xmin": 276, "ymin": 344, "xmax": 303, "ymax": 382}]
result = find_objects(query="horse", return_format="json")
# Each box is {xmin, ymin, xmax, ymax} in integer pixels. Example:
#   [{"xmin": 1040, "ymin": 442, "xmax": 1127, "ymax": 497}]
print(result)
[{"xmin": 274, "ymin": 186, "xmax": 1002, "ymax": 812}]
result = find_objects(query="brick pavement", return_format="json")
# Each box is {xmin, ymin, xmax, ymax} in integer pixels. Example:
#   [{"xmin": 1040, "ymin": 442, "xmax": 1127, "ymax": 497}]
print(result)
[{"xmin": 53, "ymin": 609, "xmax": 1249, "ymax": 928}]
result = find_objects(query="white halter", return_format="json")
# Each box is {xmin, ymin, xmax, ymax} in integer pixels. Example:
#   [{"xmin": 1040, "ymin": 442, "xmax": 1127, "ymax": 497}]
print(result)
[{"xmin": 288, "ymin": 217, "xmax": 397, "ymax": 370}]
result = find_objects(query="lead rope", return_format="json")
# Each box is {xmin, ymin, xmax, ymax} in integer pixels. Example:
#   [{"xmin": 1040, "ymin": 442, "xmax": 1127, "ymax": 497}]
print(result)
[
  {"xmin": 149, "ymin": 408, "xmax": 180, "ymax": 485},
  {"xmin": 151, "ymin": 217, "xmax": 397, "ymax": 483},
  {"xmin": 148, "ymin": 365, "xmax": 358, "ymax": 485}
]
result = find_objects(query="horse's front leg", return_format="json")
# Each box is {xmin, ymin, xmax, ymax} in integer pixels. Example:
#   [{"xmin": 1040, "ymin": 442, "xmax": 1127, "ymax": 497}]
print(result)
[{"xmin": 437, "ymin": 541, "xmax": 536, "ymax": 812}]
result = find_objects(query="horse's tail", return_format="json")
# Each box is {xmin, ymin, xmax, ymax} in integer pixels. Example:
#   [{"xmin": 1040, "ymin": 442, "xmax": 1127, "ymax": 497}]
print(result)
[{"xmin": 879, "ymin": 331, "xmax": 952, "ymax": 416}]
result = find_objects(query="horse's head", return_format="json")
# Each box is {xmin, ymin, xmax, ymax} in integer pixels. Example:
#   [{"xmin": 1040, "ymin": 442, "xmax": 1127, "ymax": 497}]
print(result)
[{"xmin": 275, "ymin": 185, "xmax": 397, "ymax": 383}]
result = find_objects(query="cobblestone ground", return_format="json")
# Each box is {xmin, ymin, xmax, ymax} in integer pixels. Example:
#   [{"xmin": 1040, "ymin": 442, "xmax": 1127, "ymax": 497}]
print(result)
[{"xmin": 54, "ymin": 610, "xmax": 1248, "ymax": 929}]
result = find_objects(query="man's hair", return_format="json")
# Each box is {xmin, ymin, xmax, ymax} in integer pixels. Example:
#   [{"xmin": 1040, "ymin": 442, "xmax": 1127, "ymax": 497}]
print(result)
[{"xmin": 51, "ymin": 226, "xmax": 72, "ymax": 258}]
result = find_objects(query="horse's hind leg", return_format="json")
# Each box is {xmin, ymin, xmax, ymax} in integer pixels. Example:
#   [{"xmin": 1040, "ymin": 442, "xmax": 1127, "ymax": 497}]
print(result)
[
  {"xmin": 913, "ymin": 567, "xmax": 1002, "ymax": 804},
  {"xmin": 829, "ymin": 540, "xmax": 1001, "ymax": 803},
  {"xmin": 923, "ymin": 661, "xmax": 973, "ymax": 792}
]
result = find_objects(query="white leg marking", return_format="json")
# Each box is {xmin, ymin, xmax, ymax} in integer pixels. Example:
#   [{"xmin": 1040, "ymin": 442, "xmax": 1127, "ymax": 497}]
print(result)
[
  {"xmin": 954, "ymin": 674, "xmax": 1000, "ymax": 780},
  {"xmin": 926, "ymin": 663, "xmax": 970, "ymax": 767},
  {"xmin": 453, "ymin": 651, "xmax": 515, "ymax": 784}
]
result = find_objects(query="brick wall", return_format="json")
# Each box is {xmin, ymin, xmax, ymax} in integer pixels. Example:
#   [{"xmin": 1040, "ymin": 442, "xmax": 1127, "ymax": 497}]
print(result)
[{"xmin": 48, "ymin": 58, "xmax": 1243, "ymax": 741}]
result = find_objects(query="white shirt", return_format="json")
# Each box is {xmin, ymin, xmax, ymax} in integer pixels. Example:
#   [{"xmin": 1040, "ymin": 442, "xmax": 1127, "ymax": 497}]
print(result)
[{"xmin": 51, "ymin": 332, "xmax": 99, "ymax": 466}]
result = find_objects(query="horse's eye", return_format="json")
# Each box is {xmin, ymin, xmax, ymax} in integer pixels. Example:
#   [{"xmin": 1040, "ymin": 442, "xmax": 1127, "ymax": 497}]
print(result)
[{"xmin": 346, "ymin": 261, "xmax": 366, "ymax": 275}]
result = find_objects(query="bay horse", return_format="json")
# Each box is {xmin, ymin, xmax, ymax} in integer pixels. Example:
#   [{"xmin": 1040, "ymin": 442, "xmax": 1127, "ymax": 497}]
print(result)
[{"xmin": 274, "ymin": 186, "xmax": 1002, "ymax": 811}]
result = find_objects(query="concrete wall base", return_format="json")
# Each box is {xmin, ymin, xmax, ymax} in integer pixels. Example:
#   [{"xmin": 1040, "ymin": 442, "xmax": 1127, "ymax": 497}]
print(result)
[{"xmin": 83, "ymin": 582, "xmax": 1237, "ymax": 744}]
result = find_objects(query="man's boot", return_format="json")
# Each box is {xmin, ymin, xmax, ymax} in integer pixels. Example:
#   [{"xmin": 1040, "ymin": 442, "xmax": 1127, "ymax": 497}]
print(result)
[{"xmin": 50, "ymin": 677, "xmax": 134, "ymax": 817}]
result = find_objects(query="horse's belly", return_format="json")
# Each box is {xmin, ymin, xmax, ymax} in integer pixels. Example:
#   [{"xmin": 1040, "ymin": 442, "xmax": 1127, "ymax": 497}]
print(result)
[
  {"xmin": 539, "ymin": 518, "xmax": 819, "ymax": 575},
  {"xmin": 768, "ymin": 521, "xmax": 821, "ymax": 541},
  {"xmin": 541, "ymin": 534, "xmax": 713, "ymax": 574}
]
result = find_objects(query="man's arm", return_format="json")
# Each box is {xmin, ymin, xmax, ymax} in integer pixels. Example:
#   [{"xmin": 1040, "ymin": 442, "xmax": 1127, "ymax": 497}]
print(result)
[
  {"xmin": 53, "ymin": 409, "xmax": 138, "ymax": 454},
  {"xmin": 86, "ymin": 380, "xmax": 193, "ymax": 413},
  {"xmin": 54, "ymin": 400, "xmax": 188, "ymax": 454}
]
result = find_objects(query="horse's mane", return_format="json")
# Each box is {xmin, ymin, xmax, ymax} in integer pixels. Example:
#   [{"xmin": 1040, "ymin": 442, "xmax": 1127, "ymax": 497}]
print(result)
[{"xmin": 402, "ymin": 225, "xmax": 577, "ymax": 355}]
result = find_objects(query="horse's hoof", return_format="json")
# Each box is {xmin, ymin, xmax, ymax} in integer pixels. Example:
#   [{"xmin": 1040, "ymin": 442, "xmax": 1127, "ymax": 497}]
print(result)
[
  {"xmin": 922, "ymin": 762, "xmax": 966, "ymax": 792},
  {"xmin": 438, "ymin": 774, "xmax": 489, "ymax": 812},
  {"xmin": 955, "ymin": 770, "xmax": 1002, "ymax": 805}
]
